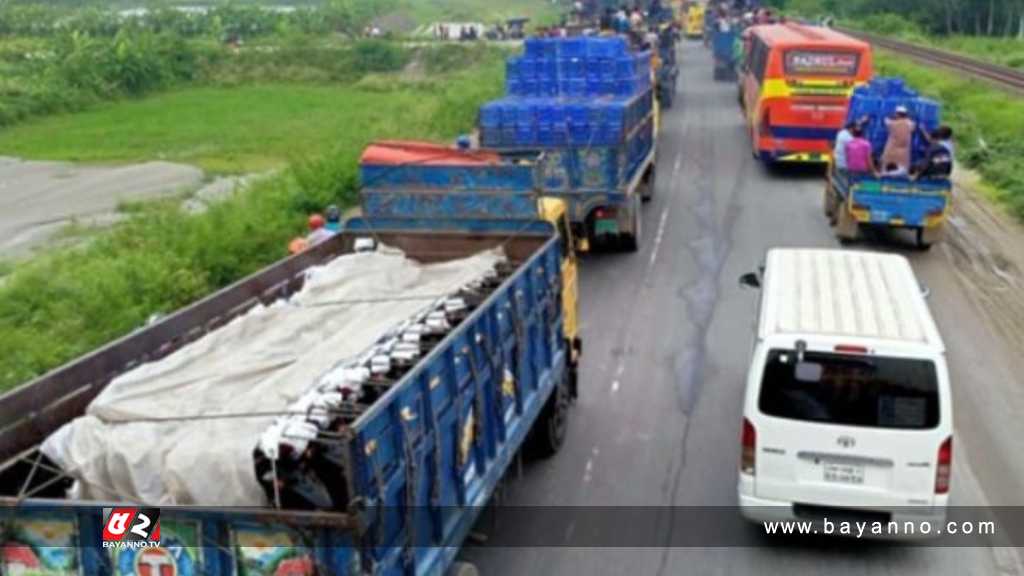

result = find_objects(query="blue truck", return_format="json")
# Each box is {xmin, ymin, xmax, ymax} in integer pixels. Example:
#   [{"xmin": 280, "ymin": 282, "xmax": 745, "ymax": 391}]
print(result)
[
  {"xmin": 710, "ymin": 23, "xmax": 739, "ymax": 82},
  {"xmin": 825, "ymin": 168, "xmax": 951, "ymax": 249},
  {"xmin": 0, "ymin": 151, "xmax": 579, "ymax": 576},
  {"xmin": 825, "ymin": 77, "xmax": 950, "ymax": 249}
]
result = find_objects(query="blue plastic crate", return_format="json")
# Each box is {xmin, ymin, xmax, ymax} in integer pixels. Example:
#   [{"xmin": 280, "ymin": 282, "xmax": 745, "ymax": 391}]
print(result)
[
  {"xmin": 568, "ymin": 123, "xmax": 593, "ymax": 145},
  {"xmin": 480, "ymin": 102, "xmax": 502, "ymax": 128},
  {"xmin": 524, "ymin": 37, "xmax": 546, "ymax": 58},
  {"xmin": 499, "ymin": 126, "xmax": 517, "ymax": 147},
  {"xmin": 519, "ymin": 58, "xmax": 538, "ymax": 79},
  {"xmin": 568, "ymin": 79, "xmax": 586, "ymax": 96},
  {"xmin": 515, "ymin": 124, "xmax": 536, "ymax": 147},
  {"xmin": 480, "ymin": 128, "xmax": 502, "ymax": 148},
  {"xmin": 560, "ymin": 37, "xmax": 586, "ymax": 59}
]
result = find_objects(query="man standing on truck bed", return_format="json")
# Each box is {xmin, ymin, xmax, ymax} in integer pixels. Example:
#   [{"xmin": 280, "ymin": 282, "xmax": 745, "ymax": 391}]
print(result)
[{"xmin": 881, "ymin": 105, "xmax": 915, "ymax": 172}]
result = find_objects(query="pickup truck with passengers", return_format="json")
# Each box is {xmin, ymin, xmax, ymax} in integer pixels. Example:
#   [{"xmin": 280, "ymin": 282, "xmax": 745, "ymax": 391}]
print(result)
[{"xmin": 0, "ymin": 141, "xmax": 580, "ymax": 576}]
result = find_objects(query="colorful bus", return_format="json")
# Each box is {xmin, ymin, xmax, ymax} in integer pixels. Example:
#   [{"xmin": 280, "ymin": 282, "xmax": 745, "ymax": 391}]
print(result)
[{"xmin": 739, "ymin": 24, "xmax": 873, "ymax": 163}]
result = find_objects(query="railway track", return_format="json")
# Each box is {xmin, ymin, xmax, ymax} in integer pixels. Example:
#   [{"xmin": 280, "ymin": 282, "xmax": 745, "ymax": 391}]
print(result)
[{"xmin": 840, "ymin": 28, "xmax": 1024, "ymax": 94}]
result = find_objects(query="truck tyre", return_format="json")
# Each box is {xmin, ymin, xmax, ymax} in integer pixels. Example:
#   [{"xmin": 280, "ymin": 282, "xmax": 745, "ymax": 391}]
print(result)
[
  {"xmin": 528, "ymin": 376, "xmax": 570, "ymax": 458},
  {"xmin": 447, "ymin": 561, "xmax": 480, "ymax": 576},
  {"xmin": 917, "ymin": 225, "xmax": 943, "ymax": 251},
  {"xmin": 620, "ymin": 197, "xmax": 642, "ymax": 252},
  {"xmin": 835, "ymin": 203, "xmax": 859, "ymax": 244},
  {"xmin": 823, "ymin": 185, "xmax": 837, "ymax": 225},
  {"xmin": 640, "ymin": 165, "xmax": 656, "ymax": 203}
]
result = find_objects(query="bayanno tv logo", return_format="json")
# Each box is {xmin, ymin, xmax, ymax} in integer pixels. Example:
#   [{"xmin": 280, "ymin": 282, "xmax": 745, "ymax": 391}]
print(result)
[{"xmin": 101, "ymin": 507, "xmax": 162, "ymax": 549}]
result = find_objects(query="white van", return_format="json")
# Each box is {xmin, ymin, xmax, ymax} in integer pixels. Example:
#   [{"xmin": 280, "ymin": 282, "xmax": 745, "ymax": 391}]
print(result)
[{"xmin": 737, "ymin": 249, "xmax": 952, "ymax": 531}]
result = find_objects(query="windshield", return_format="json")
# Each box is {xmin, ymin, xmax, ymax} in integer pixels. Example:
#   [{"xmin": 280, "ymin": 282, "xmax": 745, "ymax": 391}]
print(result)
[
  {"xmin": 758, "ymin": 349, "xmax": 940, "ymax": 429},
  {"xmin": 784, "ymin": 50, "xmax": 860, "ymax": 77}
]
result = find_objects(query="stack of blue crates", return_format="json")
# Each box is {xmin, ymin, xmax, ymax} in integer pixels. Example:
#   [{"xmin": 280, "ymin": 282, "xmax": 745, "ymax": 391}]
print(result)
[
  {"xmin": 505, "ymin": 36, "xmax": 652, "ymax": 98},
  {"xmin": 479, "ymin": 36, "xmax": 655, "ymax": 152},
  {"xmin": 846, "ymin": 77, "xmax": 941, "ymax": 164}
]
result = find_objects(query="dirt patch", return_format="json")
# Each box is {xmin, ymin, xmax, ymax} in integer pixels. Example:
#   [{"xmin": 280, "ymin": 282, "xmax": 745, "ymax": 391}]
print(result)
[
  {"xmin": 942, "ymin": 168, "xmax": 1024, "ymax": 352},
  {"xmin": 0, "ymin": 157, "xmax": 203, "ymax": 258}
]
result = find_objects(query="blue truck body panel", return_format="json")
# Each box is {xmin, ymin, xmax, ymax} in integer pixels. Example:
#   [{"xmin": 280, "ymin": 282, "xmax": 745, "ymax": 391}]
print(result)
[
  {"xmin": 711, "ymin": 28, "xmax": 739, "ymax": 81},
  {"xmin": 2, "ymin": 220, "xmax": 566, "ymax": 576},
  {"xmin": 362, "ymin": 128, "xmax": 654, "ymax": 228},
  {"xmin": 834, "ymin": 170, "xmax": 951, "ymax": 227}
]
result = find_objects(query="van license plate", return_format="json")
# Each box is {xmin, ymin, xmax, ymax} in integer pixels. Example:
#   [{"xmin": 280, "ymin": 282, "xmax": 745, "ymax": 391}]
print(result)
[{"xmin": 823, "ymin": 463, "xmax": 865, "ymax": 485}]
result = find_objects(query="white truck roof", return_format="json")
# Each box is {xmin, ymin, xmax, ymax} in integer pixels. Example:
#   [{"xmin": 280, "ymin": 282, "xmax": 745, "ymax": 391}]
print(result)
[{"xmin": 758, "ymin": 248, "xmax": 944, "ymax": 352}]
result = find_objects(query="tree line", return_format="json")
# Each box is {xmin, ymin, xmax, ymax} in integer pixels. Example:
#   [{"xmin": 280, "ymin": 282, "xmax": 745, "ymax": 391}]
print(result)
[{"xmin": 775, "ymin": 0, "xmax": 1024, "ymax": 37}]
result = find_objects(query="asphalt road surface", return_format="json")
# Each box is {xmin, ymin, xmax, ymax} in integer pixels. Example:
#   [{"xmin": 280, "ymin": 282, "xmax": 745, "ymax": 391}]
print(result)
[{"xmin": 463, "ymin": 41, "xmax": 1024, "ymax": 575}]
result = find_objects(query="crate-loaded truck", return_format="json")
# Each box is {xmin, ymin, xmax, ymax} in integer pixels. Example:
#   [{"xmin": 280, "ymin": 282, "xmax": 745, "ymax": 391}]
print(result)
[{"xmin": 480, "ymin": 36, "xmax": 657, "ymax": 252}]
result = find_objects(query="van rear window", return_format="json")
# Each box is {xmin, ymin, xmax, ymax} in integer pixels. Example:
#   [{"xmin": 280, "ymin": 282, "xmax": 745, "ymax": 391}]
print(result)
[
  {"xmin": 758, "ymin": 350, "xmax": 940, "ymax": 429},
  {"xmin": 784, "ymin": 50, "xmax": 860, "ymax": 77}
]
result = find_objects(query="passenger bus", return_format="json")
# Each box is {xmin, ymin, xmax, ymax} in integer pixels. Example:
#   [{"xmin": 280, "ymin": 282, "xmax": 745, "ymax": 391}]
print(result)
[{"xmin": 739, "ymin": 24, "xmax": 872, "ymax": 164}]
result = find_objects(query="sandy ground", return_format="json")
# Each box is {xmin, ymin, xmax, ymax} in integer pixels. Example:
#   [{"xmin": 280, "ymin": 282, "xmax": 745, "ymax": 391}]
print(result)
[
  {"xmin": 0, "ymin": 157, "xmax": 271, "ymax": 260},
  {"xmin": 0, "ymin": 157, "xmax": 204, "ymax": 258}
]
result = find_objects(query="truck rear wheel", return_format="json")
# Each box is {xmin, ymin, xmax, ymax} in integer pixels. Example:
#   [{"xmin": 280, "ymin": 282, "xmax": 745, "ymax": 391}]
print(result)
[
  {"xmin": 916, "ymin": 225, "xmax": 943, "ymax": 250},
  {"xmin": 528, "ymin": 374, "xmax": 570, "ymax": 458},
  {"xmin": 620, "ymin": 196, "xmax": 642, "ymax": 252},
  {"xmin": 640, "ymin": 165, "xmax": 656, "ymax": 203},
  {"xmin": 835, "ymin": 202, "xmax": 859, "ymax": 244},
  {"xmin": 823, "ymin": 185, "xmax": 837, "ymax": 225}
]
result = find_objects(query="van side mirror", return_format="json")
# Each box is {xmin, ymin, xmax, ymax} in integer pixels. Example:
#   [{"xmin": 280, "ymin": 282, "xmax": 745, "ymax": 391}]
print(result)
[{"xmin": 739, "ymin": 272, "xmax": 761, "ymax": 289}]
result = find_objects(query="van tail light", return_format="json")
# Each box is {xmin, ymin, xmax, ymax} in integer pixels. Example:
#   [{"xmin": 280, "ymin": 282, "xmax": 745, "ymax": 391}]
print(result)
[
  {"xmin": 935, "ymin": 436, "xmax": 952, "ymax": 495},
  {"xmin": 926, "ymin": 208, "xmax": 944, "ymax": 217},
  {"xmin": 760, "ymin": 110, "xmax": 772, "ymax": 137},
  {"xmin": 740, "ymin": 418, "xmax": 756, "ymax": 475},
  {"xmin": 851, "ymin": 203, "xmax": 869, "ymax": 212}
]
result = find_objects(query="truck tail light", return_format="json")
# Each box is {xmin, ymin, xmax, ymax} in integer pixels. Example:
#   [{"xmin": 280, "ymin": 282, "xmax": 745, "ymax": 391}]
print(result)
[
  {"xmin": 935, "ymin": 436, "xmax": 952, "ymax": 494},
  {"xmin": 741, "ymin": 418, "xmax": 756, "ymax": 475}
]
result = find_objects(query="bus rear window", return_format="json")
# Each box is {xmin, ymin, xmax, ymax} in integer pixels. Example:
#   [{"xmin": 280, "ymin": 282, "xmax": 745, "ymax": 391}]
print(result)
[
  {"xmin": 758, "ymin": 350, "xmax": 940, "ymax": 429},
  {"xmin": 784, "ymin": 50, "xmax": 860, "ymax": 77}
]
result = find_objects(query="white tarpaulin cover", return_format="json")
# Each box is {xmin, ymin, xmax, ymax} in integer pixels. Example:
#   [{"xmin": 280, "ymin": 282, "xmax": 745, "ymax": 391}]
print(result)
[{"xmin": 41, "ymin": 246, "xmax": 504, "ymax": 506}]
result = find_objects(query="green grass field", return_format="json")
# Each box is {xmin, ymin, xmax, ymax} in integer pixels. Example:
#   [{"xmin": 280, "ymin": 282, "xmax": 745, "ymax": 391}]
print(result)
[{"xmin": 0, "ymin": 84, "xmax": 445, "ymax": 173}]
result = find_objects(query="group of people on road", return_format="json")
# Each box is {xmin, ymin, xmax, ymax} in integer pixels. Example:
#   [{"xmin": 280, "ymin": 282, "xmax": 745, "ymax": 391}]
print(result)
[{"xmin": 833, "ymin": 107, "xmax": 955, "ymax": 181}]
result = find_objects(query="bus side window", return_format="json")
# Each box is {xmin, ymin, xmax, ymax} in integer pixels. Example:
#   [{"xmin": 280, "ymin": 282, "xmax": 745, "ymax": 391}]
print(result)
[{"xmin": 751, "ymin": 39, "xmax": 769, "ymax": 84}]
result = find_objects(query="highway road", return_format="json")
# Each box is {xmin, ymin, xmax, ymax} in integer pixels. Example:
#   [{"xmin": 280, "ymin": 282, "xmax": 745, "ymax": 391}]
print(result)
[{"xmin": 463, "ymin": 40, "xmax": 1024, "ymax": 574}]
